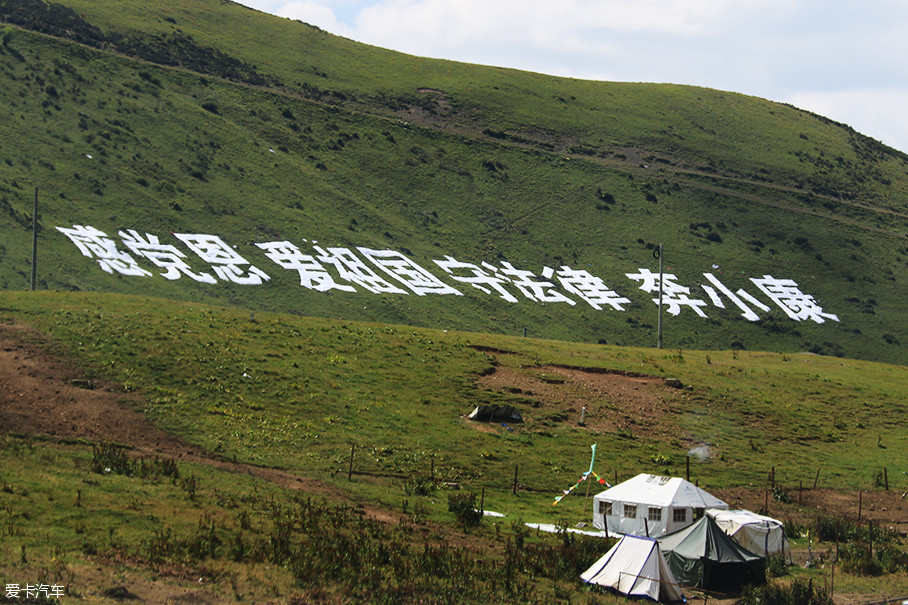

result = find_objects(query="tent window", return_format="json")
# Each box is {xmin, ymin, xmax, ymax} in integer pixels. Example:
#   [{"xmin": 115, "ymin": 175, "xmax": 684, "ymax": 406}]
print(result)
[
  {"xmin": 673, "ymin": 508, "xmax": 687, "ymax": 523},
  {"xmin": 624, "ymin": 504, "xmax": 637, "ymax": 519},
  {"xmin": 598, "ymin": 501, "xmax": 613, "ymax": 517},
  {"xmin": 693, "ymin": 508, "xmax": 704, "ymax": 520},
  {"xmin": 648, "ymin": 507, "xmax": 662, "ymax": 522}
]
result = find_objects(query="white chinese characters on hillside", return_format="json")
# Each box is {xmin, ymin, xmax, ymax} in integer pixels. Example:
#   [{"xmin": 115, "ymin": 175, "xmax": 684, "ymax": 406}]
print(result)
[{"xmin": 56, "ymin": 225, "xmax": 839, "ymax": 325}]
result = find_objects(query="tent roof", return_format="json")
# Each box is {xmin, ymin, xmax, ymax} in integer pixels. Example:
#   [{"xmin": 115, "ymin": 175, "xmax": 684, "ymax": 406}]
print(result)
[
  {"xmin": 595, "ymin": 473, "xmax": 728, "ymax": 509},
  {"xmin": 467, "ymin": 404, "xmax": 523, "ymax": 423},
  {"xmin": 657, "ymin": 515, "xmax": 762, "ymax": 563},
  {"xmin": 707, "ymin": 508, "xmax": 783, "ymax": 528},
  {"xmin": 707, "ymin": 508, "xmax": 792, "ymax": 561}
]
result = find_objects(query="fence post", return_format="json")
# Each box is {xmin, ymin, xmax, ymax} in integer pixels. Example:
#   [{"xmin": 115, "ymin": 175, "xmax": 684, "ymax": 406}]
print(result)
[
  {"xmin": 512, "ymin": 464, "xmax": 518, "ymax": 495},
  {"xmin": 348, "ymin": 443, "xmax": 355, "ymax": 480},
  {"xmin": 31, "ymin": 187, "xmax": 38, "ymax": 291}
]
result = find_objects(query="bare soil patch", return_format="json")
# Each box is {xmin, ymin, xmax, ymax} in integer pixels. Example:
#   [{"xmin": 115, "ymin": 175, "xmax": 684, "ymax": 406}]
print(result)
[
  {"xmin": 477, "ymin": 363, "xmax": 678, "ymax": 439},
  {"xmin": 0, "ymin": 322, "xmax": 362, "ymax": 507}
]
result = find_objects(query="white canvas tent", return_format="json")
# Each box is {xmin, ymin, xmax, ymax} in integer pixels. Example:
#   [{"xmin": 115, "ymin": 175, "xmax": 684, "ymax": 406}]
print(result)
[
  {"xmin": 593, "ymin": 474, "xmax": 728, "ymax": 537},
  {"xmin": 707, "ymin": 509, "xmax": 792, "ymax": 561},
  {"xmin": 581, "ymin": 534, "xmax": 684, "ymax": 602}
]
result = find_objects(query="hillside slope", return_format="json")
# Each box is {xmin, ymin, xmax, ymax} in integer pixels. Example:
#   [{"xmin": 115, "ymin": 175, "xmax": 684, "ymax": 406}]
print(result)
[{"xmin": 0, "ymin": 0, "xmax": 906, "ymax": 364}]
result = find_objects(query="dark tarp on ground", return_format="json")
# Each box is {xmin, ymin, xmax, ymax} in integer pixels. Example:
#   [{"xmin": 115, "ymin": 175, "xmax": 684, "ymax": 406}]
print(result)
[
  {"xmin": 657, "ymin": 514, "xmax": 765, "ymax": 592},
  {"xmin": 467, "ymin": 404, "xmax": 523, "ymax": 423}
]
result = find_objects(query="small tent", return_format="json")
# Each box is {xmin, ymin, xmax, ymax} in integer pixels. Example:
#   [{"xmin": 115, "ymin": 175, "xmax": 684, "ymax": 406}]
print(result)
[
  {"xmin": 707, "ymin": 509, "xmax": 792, "ymax": 561},
  {"xmin": 657, "ymin": 515, "xmax": 765, "ymax": 592},
  {"xmin": 467, "ymin": 404, "xmax": 522, "ymax": 423},
  {"xmin": 581, "ymin": 534, "xmax": 684, "ymax": 603},
  {"xmin": 592, "ymin": 474, "xmax": 728, "ymax": 537}
]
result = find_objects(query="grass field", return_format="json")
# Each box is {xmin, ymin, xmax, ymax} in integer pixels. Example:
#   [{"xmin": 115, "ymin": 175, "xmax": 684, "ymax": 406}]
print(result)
[{"xmin": 1, "ymin": 291, "xmax": 906, "ymax": 602}]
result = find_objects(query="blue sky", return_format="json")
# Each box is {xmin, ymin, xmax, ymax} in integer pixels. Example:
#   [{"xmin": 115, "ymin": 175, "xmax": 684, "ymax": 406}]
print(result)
[{"xmin": 236, "ymin": 0, "xmax": 908, "ymax": 154}]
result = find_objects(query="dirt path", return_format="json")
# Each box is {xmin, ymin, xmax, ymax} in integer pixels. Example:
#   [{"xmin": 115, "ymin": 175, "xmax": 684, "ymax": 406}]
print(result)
[{"xmin": 0, "ymin": 321, "xmax": 390, "ymax": 514}]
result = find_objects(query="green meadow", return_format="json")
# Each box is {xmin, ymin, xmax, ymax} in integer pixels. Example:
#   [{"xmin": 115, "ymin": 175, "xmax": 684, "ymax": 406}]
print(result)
[{"xmin": 1, "ymin": 291, "xmax": 907, "ymax": 601}]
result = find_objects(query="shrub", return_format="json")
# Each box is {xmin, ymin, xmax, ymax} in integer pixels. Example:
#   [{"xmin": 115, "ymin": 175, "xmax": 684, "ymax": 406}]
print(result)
[
  {"xmin": 876, "ymin": 543, "xmax": 908, "ymax": 573},
  {"xmin": 739, "ymin": 577, "xmax": 833, "ymax": 605},
  {"xmin": 91, "ymin": 441, "xmax": 132, "ymax": 475},
  {"xmin": 766, "ymin": 553, "xmax": 789, "ymax": 578},
  {"xmin": 839, "ymin": 542, "xmax": 884, "ymax": 576},
  {"xmin": 839, "ymin": 541, "xmax": 908, "ymax": 576},
  {"xmin": 447, "ymin": 491, "xmax": 482, "ymax": 530},
  {"xmin": 90, "ymin": 442, "xmax": 178, "ymax": 480},
  {"xmin": 403, "ymin": 474, "xmax": 437, "ymax": 496}
]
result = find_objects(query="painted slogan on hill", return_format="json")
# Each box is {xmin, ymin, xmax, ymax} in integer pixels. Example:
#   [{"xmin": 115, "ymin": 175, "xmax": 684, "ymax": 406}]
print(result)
[{"xmin": 57, "ymin": 224, "xmax": 840, "ymax": 326}]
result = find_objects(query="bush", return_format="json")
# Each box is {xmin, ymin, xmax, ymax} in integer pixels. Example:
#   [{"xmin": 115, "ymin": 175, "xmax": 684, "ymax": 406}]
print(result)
[
  {"xmin": 839, "ymin": 541, "xmax": 908, "ymax": 576},
  {"xmin": 91, "ymin": 442, "xmax": 179, "ymax": 480},
  {"xmin": 876, "ymin": 543, "xmax": 908, "ymax": 573},
  {"xmin": 766, "ymin": 553, "xmax": 790, "ymax": 578},
  {"xmin": 739, "ymin": 577, "xmax": 833, "ymax": 605},
  {"xmin": 403, "ymin": 474, "xmax": 437, "ymax": 496},
  {"xmin": 447, "ymin": 491, "xmax": 482, "ymax": 530}
]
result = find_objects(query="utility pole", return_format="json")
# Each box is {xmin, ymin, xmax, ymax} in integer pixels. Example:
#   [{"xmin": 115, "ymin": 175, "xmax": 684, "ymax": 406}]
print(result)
[
  {"xmin": 654, "ymin": 243, "xmax": 664, "ymax": 349},
  {"xmin": 30, "ymin": 187, "xmax": 38, "ymax": 291}
]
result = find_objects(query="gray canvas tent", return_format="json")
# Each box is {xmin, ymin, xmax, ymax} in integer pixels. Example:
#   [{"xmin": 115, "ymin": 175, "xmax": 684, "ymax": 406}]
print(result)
[
  {"xmin": 707, "ymin": 509, "xmax": 792, "ymax": 561},
  {"xmin": 467, "ymin": 404, "xmax": 522, "ymax": 423},
  {"xmin": 581, "ymin": 534, "xmax": 684, "ymax": 602},
  {"xmin": 657, "ymin": 515, "xmax": 765, "ymax": 592}
]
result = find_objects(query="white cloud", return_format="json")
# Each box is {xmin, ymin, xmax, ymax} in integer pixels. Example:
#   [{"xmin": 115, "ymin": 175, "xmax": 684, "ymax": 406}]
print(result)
[
  {"xmin": 234, "ymin": 0, "xmax": 283, "ymax": 14},
  {"xmin": 351, "ymin": 0, "xmax": 748, "ymax": 56},
  {"xmin": 271, "ymin": 1, "xmax": 348, "ymax": 33},
  {"xmin": 786, "ymin": 88, "xmax": 908, "ymax": 153}
]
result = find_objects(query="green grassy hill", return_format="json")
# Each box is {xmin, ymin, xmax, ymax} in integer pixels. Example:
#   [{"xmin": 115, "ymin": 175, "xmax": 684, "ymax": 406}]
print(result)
[{"xmin": 0, "ymin": 0, "xmax": 906, "ymax": 365}]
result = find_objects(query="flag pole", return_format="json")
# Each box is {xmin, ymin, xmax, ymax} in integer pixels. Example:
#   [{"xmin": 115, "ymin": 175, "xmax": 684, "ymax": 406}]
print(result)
[{"xmin": 655, "ymin": 244, "xmax": 664, "ymax": 349}]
